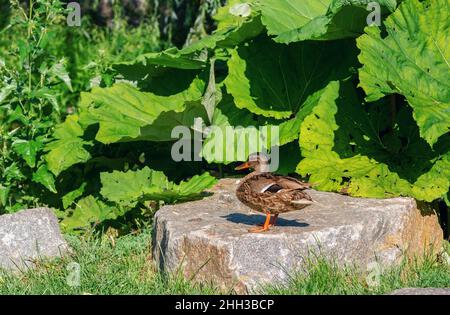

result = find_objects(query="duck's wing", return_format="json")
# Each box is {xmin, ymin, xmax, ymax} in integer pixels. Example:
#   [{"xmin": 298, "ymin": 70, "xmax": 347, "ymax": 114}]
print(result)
[
  {"xmin": 273, "ymin": 176, "xmax": 312, "ymax": 190},
  {"xmin": 247, "ymin": 174, "xmax": 311, "ymax": 193},
  {"xmin": 245, "ymin": 174, "xmax": 281, "ymax": 193},
  {"xmin": 237, "ymin": 173, "xmax": 314, "ymax": 212}
]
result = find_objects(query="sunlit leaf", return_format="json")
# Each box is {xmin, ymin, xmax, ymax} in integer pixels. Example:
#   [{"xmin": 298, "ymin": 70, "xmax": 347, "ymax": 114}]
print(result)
[
  {"xmin": 79, "ymin": 79, "xmax": 205, "ymax": 143},
  {"xmin": 61, "ymin": 196, "xmax": 120, "ymax": 232},
  {"xmin": 225, "ymin": 36, "xmax": 357, "ymax": 118},
  {"xmin": 274, "ymin": 0, "xmax": 399, "ymax": 43},
  {"xmin": 49, "ymin": 59, "xmax": 73, "ymax": 91},
  {"xmin": 44, "ymin": 115, "xmax": 92, "ymax": 176},
  {"xmin": 62, "ymin": 183, "xmax": 87, "ymax": 209},
  {"xmin": 100, "ymin": 167, "xmax": 217, "ymax": 206},
  {"xmin": 32, "ymin": 164, "xmax": 57, "ymax": 193},
  {"xmin": 357, "ymin": 0, "xmax": 450, "ymax": 146},
  {"xmin": 297, "ymin": 81, "xmax": 450, "ymax": 201},
  {"xmin": 12, "ymin": 139, "xmax": 43, "ymax": 168}
]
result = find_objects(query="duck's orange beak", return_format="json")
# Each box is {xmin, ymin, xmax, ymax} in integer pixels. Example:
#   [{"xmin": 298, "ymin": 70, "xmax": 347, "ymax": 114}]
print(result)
[{"xmin": 235, "ymin": 162, "xmax": 250, "ymax": 170}]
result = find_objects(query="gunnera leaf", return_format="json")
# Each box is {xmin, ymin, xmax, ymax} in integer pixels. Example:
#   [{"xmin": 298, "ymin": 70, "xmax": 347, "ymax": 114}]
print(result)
[
  {"xmin": 253, "ymin": 0, "xmax": 331, "ymax": 38},
  {"xmin": 182, "ymin": 15, "xmax": 264, "ymax": 53},
  {"xmin": 225, "ymin": 35, "xmax": 358, "ymax": 119},
  {"xmin": 214, "ymin": 0, "xmax": 259, "ymax": 30},
  {"xmin": 113, "ymin": 47, "xmax": 207, "ymax": 82},
  {"xmin": 62, "ymin": 182, "xmax": 87, "ymax": 209},
  {"xmin": 60, "ymin": 196, "xmax": 120, "ymax": 232},
  {"xmin": 275, "ymin": 0, "xmax": 399, "ymax": 43},
  {"xmin": 357, "ymin": 0, "xmax": 450, "ymax": 146},
  {"xmin": 114, "ymin": 14, "xmax": 263, "ymax": 82},
  {"xmin": 100, "ymin": 167, "xmax": 217, "ymax": 206},
  {"xmin": 296, "ymin": 80, "xmax": 450, "ymax": 201},
  {"xmin": 201, "ymin": 86, "xmax": 323, "ymax": 164},
  {"xmin": 78, "ymin": 79, "xmax": 205, "ymax": 144},
  {"xmin": 142, "ymin": 172, "xmax": 218, "ymax": 203},
  {"xmin": 44, "ymin": 115, "xmax": 92, "ymax": 176}
]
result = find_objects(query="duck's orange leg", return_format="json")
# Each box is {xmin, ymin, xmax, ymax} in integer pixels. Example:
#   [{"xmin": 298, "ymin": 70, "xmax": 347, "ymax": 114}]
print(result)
[
  {"xmin": 271, "ymin": 214, "xmax": 278, "ymax": 227},
  {"xmin": 249, "ymin": 213, "xmax": 271, "ymax": 233},
  {"xmin": 256, "ymin": 213, "xmax": 278, "ymax": 227}
]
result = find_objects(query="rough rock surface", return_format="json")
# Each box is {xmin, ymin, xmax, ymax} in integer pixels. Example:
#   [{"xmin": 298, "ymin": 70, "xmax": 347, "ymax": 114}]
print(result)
[
  {"xmin": 0, "ymin": 208, "xmax": 69, "ymax": 271},
  {"xmin": 389, "ymin": 288, "xmax": 450, "ymax": 295},
  {"xmin": 152, "ymin": 179, "xmax": 443, "ymax": 293}
]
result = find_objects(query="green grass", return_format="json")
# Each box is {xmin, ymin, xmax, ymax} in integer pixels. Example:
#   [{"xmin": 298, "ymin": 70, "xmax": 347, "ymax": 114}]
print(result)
[
  {"xmin": 263, "ymin": 248, "xmax": 450, "ymax": 295},
  {"xmin": 0, "ymin": 229, "xmax": 218, "ymax": 294},
  {"xmin": 0, "ymin": 230, "xmax": 448, "ymax": 295}
]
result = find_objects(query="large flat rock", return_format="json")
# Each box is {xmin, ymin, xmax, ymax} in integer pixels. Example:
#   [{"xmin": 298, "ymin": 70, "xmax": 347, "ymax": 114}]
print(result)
[
  {"xmin": 152, "ymin": 179, "xmax": 443, "ymax": 293},
  {"xmin": 0, "ymin": 208, "xmax": 69, "ymax": 271}
]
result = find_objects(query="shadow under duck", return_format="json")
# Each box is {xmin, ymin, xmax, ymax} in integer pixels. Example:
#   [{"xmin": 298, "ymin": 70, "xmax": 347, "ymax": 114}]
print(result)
[{"xmin": 235, "ymin": 153, "xmax": 313, "ymax": 233}]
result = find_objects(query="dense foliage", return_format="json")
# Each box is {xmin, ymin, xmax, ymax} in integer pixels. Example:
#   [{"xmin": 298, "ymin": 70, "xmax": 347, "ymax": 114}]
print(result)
[
  {"xmin": 1, "ymin": 0, "xmax": 449, "ymax": 233},
  {"xmin": 1, "ymin": 0, "xmax": 167, "ymax": 213}
]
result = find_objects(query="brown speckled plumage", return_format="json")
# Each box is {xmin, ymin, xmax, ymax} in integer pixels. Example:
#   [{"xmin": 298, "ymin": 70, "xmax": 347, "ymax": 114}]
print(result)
[
  {"xmin": 236, "ymin": 172, "xmax": 313, "ymax": 215},
  {"xmin": 234, "ymin": 153, "xmax": 313, "ymax": 232}
]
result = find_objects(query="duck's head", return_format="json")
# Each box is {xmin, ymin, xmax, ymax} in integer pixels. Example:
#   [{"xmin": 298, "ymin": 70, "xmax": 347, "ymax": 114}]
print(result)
[{"xmin": 235, "ymin": 152, "xmax": 270, "ymax": 173}]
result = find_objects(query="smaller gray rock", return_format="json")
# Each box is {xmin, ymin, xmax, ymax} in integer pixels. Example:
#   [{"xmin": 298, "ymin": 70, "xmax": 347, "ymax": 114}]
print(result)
[
  {"xmin": 0, "ymin": 208, "xmax": 69, "ymax": 271},
  {"xmin": 389, "ymin": 288, "xmax": 450, "ymax": 295}
]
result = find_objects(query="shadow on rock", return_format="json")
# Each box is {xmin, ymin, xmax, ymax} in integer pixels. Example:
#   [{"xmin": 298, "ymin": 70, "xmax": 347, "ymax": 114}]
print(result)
[{"xmin": 222, "ymin": 213, "xmax": 309, "ymax": 227}]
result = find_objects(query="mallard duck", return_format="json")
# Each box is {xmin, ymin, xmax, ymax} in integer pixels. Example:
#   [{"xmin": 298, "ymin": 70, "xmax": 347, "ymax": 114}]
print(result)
[{"xmin": 235, "ymin": 153, "xmax": 313, "ymax": 233}]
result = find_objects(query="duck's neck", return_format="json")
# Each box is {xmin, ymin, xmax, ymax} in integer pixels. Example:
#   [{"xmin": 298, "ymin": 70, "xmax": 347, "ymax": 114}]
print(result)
[
  {"xmin": 255, "ymin": 163, "xmax": 270, "ymax": 173},
  {"xmin": 243, "ymin": 168, "xmax": 270, "ymax": 181},
  {"xmin": 238, "ymin": 163, "xmax": 271, "ymax": 185}
]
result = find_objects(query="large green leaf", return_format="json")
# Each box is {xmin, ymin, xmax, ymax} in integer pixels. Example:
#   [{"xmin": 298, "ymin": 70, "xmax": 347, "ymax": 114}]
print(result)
[
  {"xmin": 275, "ymin": 0, "xmax": 398, "ymax": 43},
  {"xmin": 62, "ymin": 183, "xmax": 86, "ymax": 209},
  {"xmin": 200, "ymin": 88, "xmax": 320, "ymax": 164},
  {"xmin": 201, "ymin": 93, "xmax": 265, "ymax": 164},
  {"xmin": 138, "ymin": 101, "xmax": 208, "ymax": 142},
  {"xmin": 113, "ymin": 47, "xmax": 207, "ymax": 82},
  {"xmin": 225, "ymin": 36, "xmax": 357, "ymax": 119},
  {"xmin": 182, "ymin": 16, "xmax": 264, "ymax": 53},
  {"xmin": 142, "ymin": 172, "xmax": 218, "ymax": 203},
  {"xmin": 78, "ymin": 79, "xmax": 205, "ymax": 144},
  {"xmin": 296, "ymin": 81, "xmax": 450, "ymax": 201},
  {"xmin": 214, "ymin": 0, "xmax": 257, "ymax": 30},
  {"xmin": 100, "ymin": 167, "xmax": 168, "ymax": 207},
  {"xmin": 357, "ymin": 0, "xmax": 450, "ymax": 146},
  {"xmin": 114, "ymin": 15, "xmax": 263, "ymax": 81},
  {"xmin": 100, "ymin": 167, "xmax": 217, "ymax": 206},
  {"xmin": 254, "ymin": 0, "xmax": 331, "ymax": 39},
  {"xmin": 61, "ymin": 196, "xmax": 120, "ymax": 232},
  {"xmin": 44, "ymin": 115, "xmax": 92, "ymax": 176}
]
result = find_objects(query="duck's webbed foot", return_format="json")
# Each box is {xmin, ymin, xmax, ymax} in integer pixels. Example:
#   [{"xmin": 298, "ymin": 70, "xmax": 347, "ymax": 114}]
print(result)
[{"xmin": 248, "ymin": 213, "xmax": 272, "ymax": 233}]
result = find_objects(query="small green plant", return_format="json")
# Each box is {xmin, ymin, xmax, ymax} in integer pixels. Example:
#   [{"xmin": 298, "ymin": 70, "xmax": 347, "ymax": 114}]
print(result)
[
  {"xmin": 0, "ymin": 0, "xmax": 71, "ymax": 212},
  {"xmin": 0, "ymin": 0, "xmax": 165, "ymax": 216}
]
